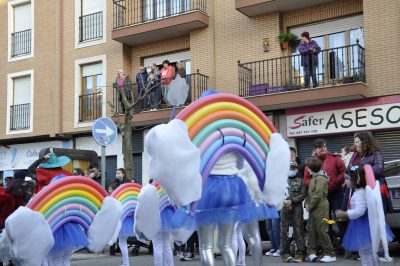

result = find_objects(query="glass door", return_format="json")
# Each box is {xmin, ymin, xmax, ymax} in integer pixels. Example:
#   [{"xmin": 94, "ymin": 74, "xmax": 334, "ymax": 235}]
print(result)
[{"xmin": 328, "ymin": 32, "xmax": 346, "ymax": 80}]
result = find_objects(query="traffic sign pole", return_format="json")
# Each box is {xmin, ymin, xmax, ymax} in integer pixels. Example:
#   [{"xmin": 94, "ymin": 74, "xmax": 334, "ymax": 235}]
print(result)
[{"xmin": 101, "ymin": 145, "xmax": 106, "ymax": 188}]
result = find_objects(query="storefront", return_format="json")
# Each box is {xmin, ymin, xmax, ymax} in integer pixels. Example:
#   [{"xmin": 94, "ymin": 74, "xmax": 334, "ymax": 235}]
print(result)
[{"xmin": 285, "ymin": 95, "xmax": 400, "ymax": 163}]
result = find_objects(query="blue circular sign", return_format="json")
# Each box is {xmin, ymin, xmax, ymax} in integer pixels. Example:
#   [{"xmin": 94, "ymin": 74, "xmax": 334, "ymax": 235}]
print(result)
[{"xmin": 92, "ymin": 118, "xmax": 118, "ymax": 146}]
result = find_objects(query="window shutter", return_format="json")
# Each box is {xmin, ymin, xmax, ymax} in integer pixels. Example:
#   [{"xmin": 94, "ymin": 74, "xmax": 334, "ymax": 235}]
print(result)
[
  {"xmin": 82, "ymin": 63, "xmax": 102, "ymax": 77},
  {"xmin": 14, "ymin": 3, "xmax": 32, "ymax": 32},
  {"xmin": 13, "ymin": 76, "xmax": 31, "ymax": 105},
  {"xmin": 143, "ymin": 50, "xmax": 191, "ymax": 68},
  {"xmin": 82, "ymin": 0, "xmax": 103, "ymax": 15}
]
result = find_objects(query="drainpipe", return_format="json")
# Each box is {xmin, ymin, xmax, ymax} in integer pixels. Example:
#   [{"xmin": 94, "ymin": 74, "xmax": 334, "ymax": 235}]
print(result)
[{"xmin": 57, "ymin": 0, "xmax": 64, "ymax": 137}]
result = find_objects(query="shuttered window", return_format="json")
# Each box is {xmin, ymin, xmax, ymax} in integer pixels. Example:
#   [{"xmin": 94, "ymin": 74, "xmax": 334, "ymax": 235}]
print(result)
[
  {"xmin": 13, "ymin": 76, "xmax": 31, "ymax": 105},
  {"xmin": 82, "ymin": 63, "xmax": 102, "ymax": 95},
  {"xmin": 14, "ymin": 3, "xmax": 31, "ymax": 32},
  {"xmin": 81, "ymin": 0, "xmax": 102, "ymax": 15},
  {"xmin": 374, "ymin": 131, "xmax": 400, "ymax": 162}
]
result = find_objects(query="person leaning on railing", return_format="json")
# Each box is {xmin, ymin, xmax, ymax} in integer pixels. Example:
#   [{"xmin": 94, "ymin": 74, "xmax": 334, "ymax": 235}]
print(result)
[
  {"xmin": 160, "ymin": 60, "xmax": 174, "ymax": 105},
  {"xmin": 148, "ymin": 63, "xmax": 161, "ymax": 110}
]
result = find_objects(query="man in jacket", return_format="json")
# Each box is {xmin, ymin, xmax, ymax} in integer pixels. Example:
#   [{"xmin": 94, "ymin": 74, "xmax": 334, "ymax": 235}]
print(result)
[
  {"xmin": 298, "ymin": 31, "xmax": 321, "ymax": 89},
  {"xmin": 136, "ymin": 66, "xmax": 149, "ymax": 111},
  {"xmin": 304, "ymin": 139, "xmax": 346, "ymax": 240},
  {"xmin": 148, "ymin": 63, "xmax": 161, "ymax": 110}
]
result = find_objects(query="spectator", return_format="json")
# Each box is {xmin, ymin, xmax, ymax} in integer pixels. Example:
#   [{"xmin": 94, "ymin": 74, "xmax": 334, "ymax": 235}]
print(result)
[
  {"xmin": 87, "ymin": 164, "xmax": 101, "ymax": 184},
  {"xmin": 176, "ymin": 61, "xmax": 186, "ymax": 79},
  {"xmin": 305, "ymin": 158, "xmax": 336, "ymax": 263},
  {"xmin": 160, "ymin": 60, "xmax": 174, "ymax": 104},
  {"xmin": 265, "ymin": 216, "xmax": 281, "ymax": 257},
  {"xmin": 72, "ymin": 168, "xmax": 85, "ymax": 176},
  {"xmin": 280, "ymin": 161, "xmax": 307, "ymax": 263},
  {"xmin": 290, "ymin": 147, "xmax": 305, "ymax": 178},
  {"xmin": 115, "ymin": 69, "xmax": 131, "ymax": 113},
  {"xmin": 298, "ymin": 31, "xmax": 321, "ymax": 89},
  {"xmin": 136, "ymin": 66, "xmax": 149, "ymax": 111},
  {"xmin": 340, "ymin": 145, "xmax": 354, "ymax": 168},
  {"xmin": 347, "ymin": 133, "xmax": 393, "ymax": 214},
  {"xmin": 117, "ymin": 69, "xmax": 126, "ymax": 89},
  {"xmin": 148, "ymin": 63, "xmax": 161, "ymax": 110}
]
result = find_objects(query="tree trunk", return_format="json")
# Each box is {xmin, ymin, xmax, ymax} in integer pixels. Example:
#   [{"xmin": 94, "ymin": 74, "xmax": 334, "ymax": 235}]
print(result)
[{"xmin": 122, "ymin": 112, "xmax": 134, "ymax": 181}]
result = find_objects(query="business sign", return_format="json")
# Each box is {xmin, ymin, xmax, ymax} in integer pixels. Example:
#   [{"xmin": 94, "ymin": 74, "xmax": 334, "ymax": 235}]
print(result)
[
  {"xmin": 287, "ymin": 103, "xmax": 400, "ymax": 137},
  {"xmin": 0, "ymin": 141, "xmax": 71, "ymax": 171}
]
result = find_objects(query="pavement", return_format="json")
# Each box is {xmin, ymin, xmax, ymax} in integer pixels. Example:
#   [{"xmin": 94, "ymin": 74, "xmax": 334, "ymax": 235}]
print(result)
[{"xmin": 71, "ymin": 242, "xmax": 400, "ymax": 266}]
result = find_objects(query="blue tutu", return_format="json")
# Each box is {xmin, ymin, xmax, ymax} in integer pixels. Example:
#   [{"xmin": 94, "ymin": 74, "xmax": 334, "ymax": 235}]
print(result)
[
  {"xmin": 161, "ymin": 205, "xmax": 179, "ymax": 231},
  {"xmin": 342, "ymin": 211, "xmax": 394, "ymax": 252},
  {"xmin": 172, "ymin": 207, "xmax": 197, "ymax": 231},
  {"xmin": 256, "ymin": 204, "xmax": 279, "ymax": 220},
  {"xmin": 119, "ymin": 215, "xmax": 135, "ymax": 237},
  {"xmin": 195, "ymin": 175, "xmax": 259, "ymax": 225},
  {"xmin": 51, "ymin": 222, "xmax": 88, "ymax": 253}
]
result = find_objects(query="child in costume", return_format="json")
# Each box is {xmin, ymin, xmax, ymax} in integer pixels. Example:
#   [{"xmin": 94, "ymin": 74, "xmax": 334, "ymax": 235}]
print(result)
[
  {"xmin": 335, "ymin": 166, "xmax": 393, "ymax": 266},
  {"xmin": 304, "ymin": 158, "xmax": 336, "ymax": 263},
  {"xmin": 231, "ymin": 223, "xmax": 246, "ymax": 266},
  {"xmin": 280, "ymin": 161, "xmax": 307, "ymax": 263}
]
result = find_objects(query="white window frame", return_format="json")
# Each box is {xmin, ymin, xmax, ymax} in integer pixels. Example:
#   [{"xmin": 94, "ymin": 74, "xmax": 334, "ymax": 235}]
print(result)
[
  {"xmin": 74, "ymin": 55, "xmax": 107, "ymax": 128},
  {"xmin": 8, "ymin": 0, "xmax": 34, "ymax": 62},
  {"xmin": 6, "ymin": 70, "xmax": 34, "ymax": 135},
  {"xmin": 75, "ymin": 0, "xmax": 106, "ymax": 49}
]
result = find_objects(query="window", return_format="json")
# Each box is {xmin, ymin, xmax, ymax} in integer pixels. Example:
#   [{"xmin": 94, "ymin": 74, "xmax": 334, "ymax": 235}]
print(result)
[
  {"xmin": 144, "ymin": 0, "xmax": 191, "ymax": 21},
  {"xmin": 80, "ymin": 63, "xmax": 103, "ymax": 122},
  {"xmin": 8, "ymin": 0, "xmax": 33, "ymax": 60},
  {"xmin": 79, "ymin": 0, "xmax": 103, "ymax": 42},
  {"xmin": 7, "ymin": 70, "xmax": 34, "ymax": 134}
]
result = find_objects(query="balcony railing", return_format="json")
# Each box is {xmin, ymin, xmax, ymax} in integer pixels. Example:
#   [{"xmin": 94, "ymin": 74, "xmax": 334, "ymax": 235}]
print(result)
[
  {"xmin": 112, "ymin": 70, "xmax": 209, "ymax": 114},
  {"xmin": 79, "ymin": 92, "xmax": 103, "ymax": 122},
  {"xmin": 10, "ymin": 103, "xmax": 31, "ymax": 130},
  {"xmin": 11, "ymin": 29, "xmax": 32, "ymax": 57},
  {"xmin": 79, "ymin": 11, "xmax": 103, "ymax": 42},
  {"xmin": 113, "ymin": 0, "xmax": 207, "ymax": 29},
  {"xmin": 238, "ymin": 42, "xmax": 365, "ymax": 97}
]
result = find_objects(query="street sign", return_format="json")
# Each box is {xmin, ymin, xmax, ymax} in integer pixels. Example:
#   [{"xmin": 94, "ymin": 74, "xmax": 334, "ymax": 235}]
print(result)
[{"xmin": 92, "ymin": 118, "xmax": 117, "ymax": 146}]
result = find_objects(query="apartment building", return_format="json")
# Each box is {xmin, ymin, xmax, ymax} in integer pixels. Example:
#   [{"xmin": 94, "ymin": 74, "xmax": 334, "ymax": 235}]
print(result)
[{"xmin": 0, "ymin": 0, "xmax": 399, "ymax": 185}]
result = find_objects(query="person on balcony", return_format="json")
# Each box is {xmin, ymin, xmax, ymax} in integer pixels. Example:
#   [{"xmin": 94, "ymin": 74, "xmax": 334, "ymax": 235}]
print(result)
[
  {"xmin": 148, "ymin": 63, "xmax": 161, "ymax": 110},
  {"xmin": 160, "ymin": 60, "xmax": 174, "ymax": 105},
  {"xmin": 299, "ymin": 31, "xmax": 321, "ymax": 89},
  {"xmin": 136, "ymin": 66, "xmax": 149, "ymax": 111},
  {"xmin": 175, "ymin": 61, "xmax": 186, "ymax": 79}
]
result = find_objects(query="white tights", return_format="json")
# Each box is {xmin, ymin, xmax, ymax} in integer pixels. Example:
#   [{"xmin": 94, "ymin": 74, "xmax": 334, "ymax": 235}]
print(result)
[
  {"xmin": 119, "ymin": 236, "xmax": 130, "ymax": 266},
  {"xmin": 359, "ymin": 246, "xmax": 378, "ymax": 266},
  {"xmin": 152, "ymin": 232, "xmax": 174, "ymax": 266}
]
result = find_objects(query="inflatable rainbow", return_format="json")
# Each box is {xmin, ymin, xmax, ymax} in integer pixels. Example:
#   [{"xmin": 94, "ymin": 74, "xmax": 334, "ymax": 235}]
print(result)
[
  {"xmin": 27, "ymin": 176, "xmax": 108, "ymax": 233},
  {"xmin": 176, "ymin": 93, "xmax": 277, "ymax": 189},
  {"xmin": 152, "ymin": 182, "xmax": 170, "ymax": 212},
  {"xmin": 110, "ymin": 182, "xmax": 142, "ymax": 221}
]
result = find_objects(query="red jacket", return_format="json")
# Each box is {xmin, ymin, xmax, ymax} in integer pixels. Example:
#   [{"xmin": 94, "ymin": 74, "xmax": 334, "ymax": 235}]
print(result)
[
  {"xmin": 0, "ymin": 193, "xmax": 24, "ymax": 229},
  {"xmin": 304, "ymin": 152, "xmax": 346, "ymax": 194},
  {"xmin": 160, "ymin": 66, "xmax": 174, "ymax": 85},
  {"xmin": 35, "ymin": 168, "xmax": 73, "ymax": 193}
]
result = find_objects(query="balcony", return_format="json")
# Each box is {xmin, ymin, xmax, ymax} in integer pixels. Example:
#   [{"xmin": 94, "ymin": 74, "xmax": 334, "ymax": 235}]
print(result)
[
  {"xmin": 11, "ymin": 29, "xmax": 32, "ymax": 57},
  {"xmin": 112, "ymin": 71, "xmax": 208, "ymax": 123},
  {"xmin": 10, "ymin": 103, "xmax": 31, "ymax": 130},
  {"xmin": 238, "ymin": 43, "xmax": 368, "ymax": 110},
  {"xmin": 79, "ymin": 11, "xmax": 103, "ymax": 42},
  {"xmin": 112, "ymin": 0, "xmax": 208, "ymax": 46},
  {"xmin": 79, "ymin": 92, "xmax": 103, "ymax": 122},
  {"xmin": 236, "ymin": 0, "xmax": 336, "ymax": 17}
]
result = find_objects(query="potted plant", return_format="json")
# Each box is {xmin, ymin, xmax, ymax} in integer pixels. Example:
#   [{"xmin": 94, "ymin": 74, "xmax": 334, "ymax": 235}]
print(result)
[{"xmin": 278, "ymin": 32, "xmax": 299, "ymax": 49}]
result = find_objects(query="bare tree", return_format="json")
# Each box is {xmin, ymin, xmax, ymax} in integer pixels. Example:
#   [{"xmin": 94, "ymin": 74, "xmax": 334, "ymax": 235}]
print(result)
[{"xmin": 109, "ymin": 76, "xmax": 160, "ymax": 181}]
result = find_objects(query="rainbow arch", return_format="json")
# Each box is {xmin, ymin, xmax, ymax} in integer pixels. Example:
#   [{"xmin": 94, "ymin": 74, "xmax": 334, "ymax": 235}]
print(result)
[
  {"xmin": 27, "ymin": 176, "xmax": 108, "ymax": 233},
  {"xmin": 110, "ymin": 182, "xmax": 142, "ymax": 221},
  {"xmin": 152, "ymin": 182, "xmax": 170, "ymax": 212},
  {"xmin": 176, "ymin": 93, "xmax": 277, "ymax": 189}
]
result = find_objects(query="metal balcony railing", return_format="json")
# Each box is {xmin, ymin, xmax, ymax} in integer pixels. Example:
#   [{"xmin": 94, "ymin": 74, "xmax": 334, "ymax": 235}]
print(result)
[
  {"xmin": 238, "ymin": 42, "xmax": 365, "ymax": 97},
  {"xmin": 79, "ymin": 92, "xmax": 103, "ymax": 121},
  {"xmin": 11, "ymin": 29, "xmax": 32, "ymax": 57},
  {"xmin": 112, "ymin": 70, "xmax": 209, "ymax": 114},
  {"xmin": 113, "ymin": 0, "xmax": 207, "ymax": 29},
  {"xmin": 10, "ymin": 103, "xmax": 31, "ymax": 130},
  {"xmin": 79, "ymin": 11, "xmax": 103, "ymax": 42}
]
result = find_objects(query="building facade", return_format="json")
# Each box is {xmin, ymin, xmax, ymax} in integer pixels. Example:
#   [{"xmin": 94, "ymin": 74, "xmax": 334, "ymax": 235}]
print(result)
[{"xmin": 0, "ymin": 0, "xmax": 399, "ymax": 184}]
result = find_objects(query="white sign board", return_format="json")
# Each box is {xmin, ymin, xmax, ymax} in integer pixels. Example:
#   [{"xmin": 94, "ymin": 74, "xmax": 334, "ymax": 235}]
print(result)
[
  {"xmin": 287, "ymin": 103, "xmax": 400, "ymax": 137},
  {"xmin": 0, "ymin": 141, "xmax": 71, "ymax": 171}
]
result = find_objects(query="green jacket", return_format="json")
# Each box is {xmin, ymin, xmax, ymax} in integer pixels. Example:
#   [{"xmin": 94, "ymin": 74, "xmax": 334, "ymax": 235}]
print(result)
[
  {"xmin": 287, "ymin": 177, "xmax": 307, "ymax": 205},
  {"xmin": 306, "ymin": 174, "xmax": 329, "ymax": 213}
]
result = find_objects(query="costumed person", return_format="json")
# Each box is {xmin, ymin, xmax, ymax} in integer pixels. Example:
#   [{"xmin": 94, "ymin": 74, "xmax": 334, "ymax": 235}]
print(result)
[
  {"xmin": 0, "ymin": 171, "xmax": 36, "ymax": 266},
  {"xmin": 28, "ymin": 152, "xmax": 72, "ymax": 192},
  {"xmin": 280, "ymin": 161, "xmax": 307, "ymax": 263},
  {"xmin": 42, "ymin": 175, "xmax": 89, "ymax": 266},
  {"xmin": 335, "ymin": 166, "xmax": 394, "ymax": 266},
  {"xmin": 305, "ymin": 158, "xmax": 336, "ymax": 263},
  {"xmin": 231, "ymin": 223, "xmax": 246, "ymax": 266},
  {"xmin": 109, "ymin": 168, "xmax": 136, "ymax": 266}
]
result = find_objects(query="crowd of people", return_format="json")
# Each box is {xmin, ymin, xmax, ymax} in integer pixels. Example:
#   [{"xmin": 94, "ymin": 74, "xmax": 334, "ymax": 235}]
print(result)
[{"xmin": 115, "ymin": 60, "xmax": 188, "ymax": 112}]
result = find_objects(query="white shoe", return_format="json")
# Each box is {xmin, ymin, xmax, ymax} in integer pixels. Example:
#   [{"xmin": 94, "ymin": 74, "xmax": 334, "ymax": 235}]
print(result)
[
  {"xmin": 265, "ymin": 249, "xmax": 276, "ymax": 256},
  {"xmin": 379, "ymin": 256, "xmax": 393, "ymax": 263},
  {"xmin": 320, "ymin": 256, "xmax": 336, "ymax": 263},
  {"xmin": 308, "ymin": 254, "xmax": 318, "ymax": 262},
  {"xmin": 272, "ymin": 250, "xmax": 281, "ymax": 257}
]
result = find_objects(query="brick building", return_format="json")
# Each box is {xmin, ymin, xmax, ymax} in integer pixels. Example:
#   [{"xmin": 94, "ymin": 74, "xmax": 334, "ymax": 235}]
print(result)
[{"xmin": 0, "ymin": 0, "xmax": 399, "ymax": 185}]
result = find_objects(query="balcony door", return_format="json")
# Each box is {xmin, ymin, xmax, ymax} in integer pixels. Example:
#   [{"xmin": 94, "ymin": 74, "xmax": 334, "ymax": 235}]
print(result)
[
  {"xmin": 12, "ymin": 2, "xmax": 32, "ymax": 57},
  {"xmin": 11, "ymin": 76, "xmax": 31, "ymax": 130},
  {"xmin": 80, "ymin": 0, "xmax": 103, "ymax": 42},
  {"xmin": 80, "ymin": 63, "xmax": 103, "ymax": 121},
  {"xmin": 144, "ymin": 0, "xmax": 190, "ymax": 21}
]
